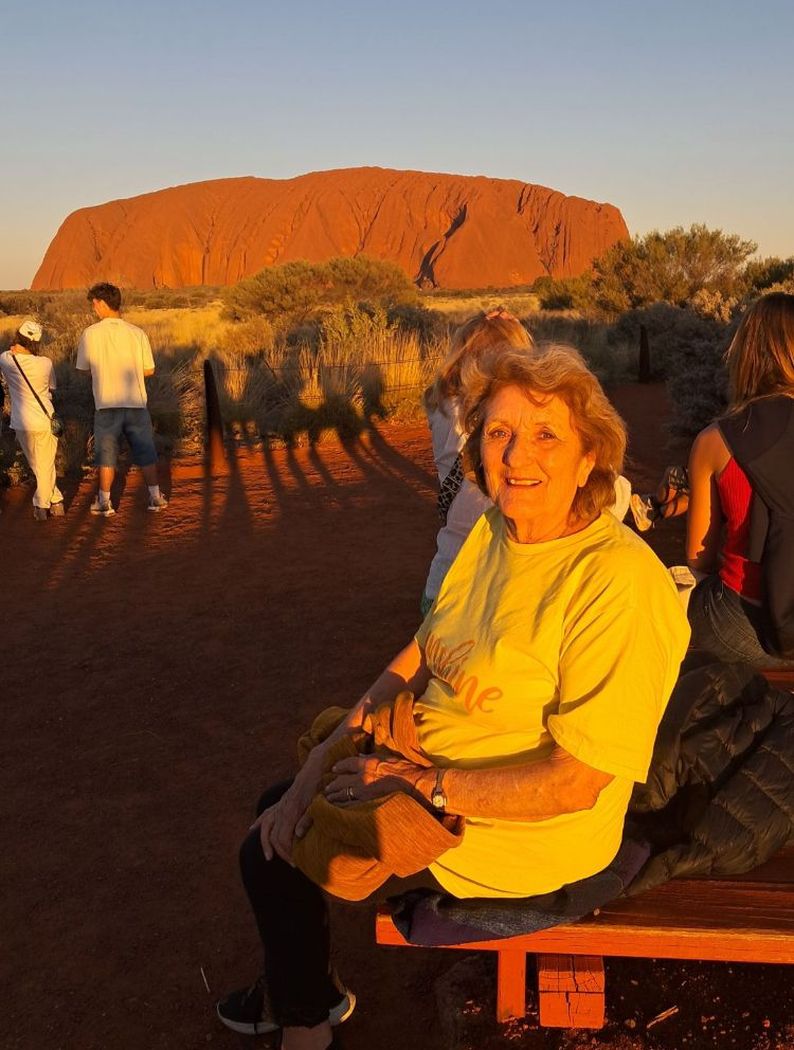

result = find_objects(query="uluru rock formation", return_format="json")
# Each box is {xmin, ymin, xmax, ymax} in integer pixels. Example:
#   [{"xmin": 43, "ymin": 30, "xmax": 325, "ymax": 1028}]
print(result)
[{"xmin": 32, "ymin": 167, "xmax": 629, "ymax": 291}]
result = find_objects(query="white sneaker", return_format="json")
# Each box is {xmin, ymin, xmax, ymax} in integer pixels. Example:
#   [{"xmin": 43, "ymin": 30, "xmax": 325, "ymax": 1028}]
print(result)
[
  {"xmin": 90, "ymin": 497, "xmax": 115, "ymax": 517},
  {"xmin": 629, "ymin": 493, "xmax": 656, "ymax": 533},
  {"xmin": 147, "ymin": 494, "xmax": 168, "ymax": 512}
]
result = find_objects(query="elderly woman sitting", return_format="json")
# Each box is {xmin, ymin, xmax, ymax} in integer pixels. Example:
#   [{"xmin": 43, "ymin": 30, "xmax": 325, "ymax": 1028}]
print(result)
[{"xmin": 217, "ymin": 344, "xmax": 690, "ymax": 1049}]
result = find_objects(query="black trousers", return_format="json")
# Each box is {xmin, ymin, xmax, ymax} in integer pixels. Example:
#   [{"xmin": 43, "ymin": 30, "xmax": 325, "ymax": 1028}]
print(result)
[{"xmin": 239, "ymin": 780, "xmax": 443, "ymax": 1028}]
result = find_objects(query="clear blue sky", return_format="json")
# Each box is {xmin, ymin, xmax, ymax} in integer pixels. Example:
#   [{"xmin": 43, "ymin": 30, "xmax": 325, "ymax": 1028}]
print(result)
[{"xmin": 3, "ymin": 0, "xmax": 793, "ymax": 289}]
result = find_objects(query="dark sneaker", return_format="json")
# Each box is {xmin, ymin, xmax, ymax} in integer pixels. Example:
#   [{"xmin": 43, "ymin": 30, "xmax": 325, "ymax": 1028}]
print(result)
[
  {"xmin": 33, "ymin": 506, "xmax": 48, "ymax": 522},
  {"xmin": 216, "ymin": 975, "xmax": 355, "ymax": 1036},
  {"xmin": 630, "ymin": 493, "xmax": 656, "ymax": 533},
  {"xmin": 147, "ymin": 494, "xmax": 168, "ymax": 512}
]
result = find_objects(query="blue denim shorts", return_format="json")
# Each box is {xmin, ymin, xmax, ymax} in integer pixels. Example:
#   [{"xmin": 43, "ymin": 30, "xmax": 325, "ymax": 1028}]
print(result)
[{"xmin": 94, "ymin": 408, "xmax": 157, "ymax": 468}]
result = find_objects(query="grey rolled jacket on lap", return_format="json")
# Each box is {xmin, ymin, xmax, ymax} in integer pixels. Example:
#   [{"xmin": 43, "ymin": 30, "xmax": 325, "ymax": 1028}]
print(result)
[{"xmin": 390, "ymin": 659, "xmax": 794, "ymax": 946}]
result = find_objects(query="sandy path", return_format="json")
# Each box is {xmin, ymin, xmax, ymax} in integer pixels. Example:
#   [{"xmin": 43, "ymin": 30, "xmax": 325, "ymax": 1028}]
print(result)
[{"xmin": 3, "ymin": 387, "xmax": 790, "ymax": 1050}]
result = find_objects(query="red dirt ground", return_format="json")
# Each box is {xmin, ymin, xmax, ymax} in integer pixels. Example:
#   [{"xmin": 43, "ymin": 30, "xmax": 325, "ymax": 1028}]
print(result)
[{"xmin": 3, "ymin": 384, "xmax": 792, "ymax": 1050}]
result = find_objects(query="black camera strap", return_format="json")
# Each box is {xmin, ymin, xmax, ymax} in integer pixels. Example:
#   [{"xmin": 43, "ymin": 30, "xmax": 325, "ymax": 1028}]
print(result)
[{"xmin": 11, "ymin": 353, "xmax": 54, "ymax": 422}]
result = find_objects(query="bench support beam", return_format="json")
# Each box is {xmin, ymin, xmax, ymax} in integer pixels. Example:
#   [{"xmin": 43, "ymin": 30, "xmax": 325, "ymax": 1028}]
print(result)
[
  {"xmin": 496, "ymin": 948, "xmax": 526, "ymax": 1021},
  {"xmin": 537, "ymin": 953, "xmax": 605, "ymax": 1028}
]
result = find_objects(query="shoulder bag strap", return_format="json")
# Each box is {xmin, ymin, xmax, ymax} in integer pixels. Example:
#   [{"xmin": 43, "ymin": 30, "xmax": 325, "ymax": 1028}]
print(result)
[{"xmin": 11, "ymin": 354, "xmax": 53, "ymax": 421}]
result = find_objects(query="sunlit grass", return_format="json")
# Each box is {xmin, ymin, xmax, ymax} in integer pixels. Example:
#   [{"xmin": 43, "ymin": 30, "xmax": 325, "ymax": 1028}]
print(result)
[
  {"xmin": 1, "ymin": 295, "xmax": 638, "ymax": 477},
  {"xmin": 125, "ymin": 304, "xmax": 228, "ymax": 357},
  {"xmin": 0, "ymin": 315, "xmax": 25, "ymax": 338},
  {"xmin": 423, "ymin": 290, "xmax": 540, "ymax": 321}
]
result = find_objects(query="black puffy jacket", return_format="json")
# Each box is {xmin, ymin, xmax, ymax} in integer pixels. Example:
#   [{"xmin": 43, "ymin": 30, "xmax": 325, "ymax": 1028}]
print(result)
[{"xmin": 627, "ymin": 658, "xmax": 794, "ymax": 896}]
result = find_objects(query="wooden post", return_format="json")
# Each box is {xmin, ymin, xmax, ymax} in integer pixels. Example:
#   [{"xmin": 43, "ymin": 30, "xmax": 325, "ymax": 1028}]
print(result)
[
  {"xmin": 204, "ymin": 358, "xmax": 225, "ymax": 471},
  {"xmin": 496, "ymin": 948, "xmax": 527, "ymax": 1022},
  {"xmin": 638, "ymin": 324, "xmax": 651, "ymax": 383},
  {"xmin": 537, "ymin": 954, "xmax": 605, "ymax": 1028}
]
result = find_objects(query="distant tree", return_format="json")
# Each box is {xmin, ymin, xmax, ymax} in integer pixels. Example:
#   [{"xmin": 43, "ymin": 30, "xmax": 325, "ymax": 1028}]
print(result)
[
  {"xmin": 743, "ymin": 256, "xmax": 794, "ymax": 294},
  {"xmin": 592, "ymin": 225, "xmax": 757, "ymax": 314},
  {"xmin": 223, "ymin": 256, "xmax": 418, "ymax": 323}
]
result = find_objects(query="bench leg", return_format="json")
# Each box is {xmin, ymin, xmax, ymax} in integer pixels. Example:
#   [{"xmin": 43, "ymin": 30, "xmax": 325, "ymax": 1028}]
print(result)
[
  {"xmin": 496, "ymin": 948, "xmax": 527, "ymax": 1022},
  {"xmin": 536, "ymin": 953, "xmax": 605, "ymax": 1029}
]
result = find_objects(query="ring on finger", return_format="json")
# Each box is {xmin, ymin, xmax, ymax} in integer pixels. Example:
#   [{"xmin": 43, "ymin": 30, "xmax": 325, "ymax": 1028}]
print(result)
[{"xmin": 346, "ymin": 786, "xmax": 355, "ymax": 801}]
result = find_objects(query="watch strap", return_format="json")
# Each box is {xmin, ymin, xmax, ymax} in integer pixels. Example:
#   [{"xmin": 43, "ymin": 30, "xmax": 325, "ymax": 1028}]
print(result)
[{"xmin": 431, "ymin": 767, "xmax": 447, "ymax": 811}]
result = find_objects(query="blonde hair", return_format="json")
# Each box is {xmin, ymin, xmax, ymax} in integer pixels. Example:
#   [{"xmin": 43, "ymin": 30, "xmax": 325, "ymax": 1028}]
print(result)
[
  {"xmin": 424, "ymin": 308, "xmax": 533, "ymax": 412},
  {"xmin": 725, "ymin": 292, "xmax": 794, "ymax": 410},
  {"xmin": 460, "ymin": 343, "xmax": 627, "ymax": 521}
]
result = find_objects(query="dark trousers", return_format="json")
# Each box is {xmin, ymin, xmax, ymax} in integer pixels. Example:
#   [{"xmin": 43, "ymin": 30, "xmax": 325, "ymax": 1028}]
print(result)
[{"xmin": 239, "ymin": 780, "xmax": 443, "ymax": 1028}]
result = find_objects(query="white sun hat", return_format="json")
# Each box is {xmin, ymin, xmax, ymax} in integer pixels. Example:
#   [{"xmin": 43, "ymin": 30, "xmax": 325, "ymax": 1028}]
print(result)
[{"xmin": 18, "ymin": 317, "xmax": 43, "ymax": 342}]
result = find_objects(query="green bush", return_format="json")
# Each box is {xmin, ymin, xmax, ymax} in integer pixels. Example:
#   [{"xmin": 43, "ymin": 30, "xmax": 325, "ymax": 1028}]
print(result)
[
  {"xmin": 532, "ymin": 274, "xmax": 595, "ymax": 311},
  {"xmin": 223, "ymin": 256, "xmax": 419, "ymax": 324},
  {"xmin": 592, "ymin": 225, "xmax": 756, "ymax": 314}
]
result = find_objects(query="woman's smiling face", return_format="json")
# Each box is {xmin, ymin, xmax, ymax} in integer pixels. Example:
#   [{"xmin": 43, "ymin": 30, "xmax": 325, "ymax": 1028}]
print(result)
[{"xmin": 480, "ymin": 384, "xmax": 596, "ymax": 543}]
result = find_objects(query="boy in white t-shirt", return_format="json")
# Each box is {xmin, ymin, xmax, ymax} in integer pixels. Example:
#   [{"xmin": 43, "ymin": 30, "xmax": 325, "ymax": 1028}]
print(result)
[
  {"xmin": 76, "ymin": 283, "xmax": 167, "ymax": 515},
  {"xmin": 0, "ymin": 318, "xmax": 65, "ymax": 520}
]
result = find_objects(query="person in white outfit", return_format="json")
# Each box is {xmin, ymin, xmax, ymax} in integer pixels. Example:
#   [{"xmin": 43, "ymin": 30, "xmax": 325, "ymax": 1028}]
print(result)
[
  {"xmin": 421, "ymin": 309, "xmax": 632, "ymax": 614},
  {"xmin": 0, "ymin": 318, "xmax": 64, "ymax": 521}
]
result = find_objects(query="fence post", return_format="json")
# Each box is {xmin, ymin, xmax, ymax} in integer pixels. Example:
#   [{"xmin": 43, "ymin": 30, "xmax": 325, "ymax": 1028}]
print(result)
[
  {"xmin": 204, "ymin": 358, "xmax": 225, "ymax": 471},
  {"xmin": 638, "ymin": 325, "xmax": 651, "ymax": 383}
]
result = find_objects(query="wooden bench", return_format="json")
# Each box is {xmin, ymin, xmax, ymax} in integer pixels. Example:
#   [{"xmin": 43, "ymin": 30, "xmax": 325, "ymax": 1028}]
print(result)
[
  {"xmin": 377, "ymin": 668, "xmax": 794, "ymax": 1029},
  {"xmin": 376, "ymin": 843, "xmax": 794, "ymax": 1028}
]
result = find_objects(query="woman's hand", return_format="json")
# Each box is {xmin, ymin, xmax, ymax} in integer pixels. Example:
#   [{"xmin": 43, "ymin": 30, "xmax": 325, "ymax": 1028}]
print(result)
[
  {"xmin": 250, "ymin": 755, "xmax": 326, "ymax": 865},
  {"xmin": 323, "ymin": 754, "xmax": 434, "ymax": 807}
]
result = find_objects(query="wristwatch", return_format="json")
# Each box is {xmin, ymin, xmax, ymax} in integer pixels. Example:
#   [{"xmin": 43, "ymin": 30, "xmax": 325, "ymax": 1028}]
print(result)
[{"xmin": 430, "ymin": 768, "xmax": 448, "ymax": 812}]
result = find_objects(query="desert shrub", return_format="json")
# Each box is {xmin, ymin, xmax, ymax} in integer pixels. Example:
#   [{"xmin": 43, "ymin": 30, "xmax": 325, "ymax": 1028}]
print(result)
[
  {"xmin": 145, "ymin": 361, "xmax": 204, "ymax": 452},
  {"xmin": 224, "ymin": 261, "xmax": 329, "ymax": 323},
  {"xmin": 592, "ymin": 225, "xmax": 757, "ymax": 314},
  {"xmin": 422, "ymin": 283, "xmax": 536, "ymax": 300},
  {"xmin": 743, "ymin": 256, "xmax": 794, "ymax": 294},
  {"xmin": 525, "ymin": 312, "xmax": 632, "ymax": 386},
  {"xmin": 532, "ymin": 274, "xmax": 595, "ymax": 311},
  {"xmin": 385, "ymin": 302, "xmax": 442, "ymax": 341},
  {"xmin": 689, "ymin": 288, "xmax": 739, "ymax": 323},
  {"xmin": 217, "ymin": 316, "xmax": 275, "ymax": 357},
  {"xmin": 609, "ymin": 303, "xmax": 733, "ymax": 435},
  {"xmin": 321, "ymin": 256, "xmax": 419, "ymax": 308},
  {"xmin": 223, "ymin": 256, "xmax": 418, "ymax": 323},
  {"xmin": 0, "ymin": 291, "xmax": 43, "ymax": 316},
  {"xmin": 124, "ymin": 286, "xmax": 221, "ymax": 309}
]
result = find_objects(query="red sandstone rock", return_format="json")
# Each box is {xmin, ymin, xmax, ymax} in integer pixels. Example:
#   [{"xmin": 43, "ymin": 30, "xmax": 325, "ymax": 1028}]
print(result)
[{"xmin": 32, "ymin": 167, "xmax": 629, "ymax": 291}]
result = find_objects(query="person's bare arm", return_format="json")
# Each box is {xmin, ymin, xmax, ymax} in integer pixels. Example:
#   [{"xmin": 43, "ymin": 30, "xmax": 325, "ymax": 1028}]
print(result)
[
  {"xmin": 436, "ymin": 745, "xmax": 612, "ymax": 819},
  {"xmin": 326, "ymin": 743, "xmax": 614, "ymax": 821},
  {"xmin": 686, "ymin": 424, "xmax": 730, "ymax": 574}
]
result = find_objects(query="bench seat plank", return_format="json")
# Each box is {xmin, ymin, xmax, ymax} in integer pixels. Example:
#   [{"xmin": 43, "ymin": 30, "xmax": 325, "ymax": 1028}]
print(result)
[{"xmin": 376, "ymin": 845, "xmax": 794, "ymax": 965}]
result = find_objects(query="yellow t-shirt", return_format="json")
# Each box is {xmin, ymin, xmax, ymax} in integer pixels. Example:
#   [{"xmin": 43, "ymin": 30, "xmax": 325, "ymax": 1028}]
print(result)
[{"xmin": 414, "ymin": 508, "xmax": 690, "ymax": 898}]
